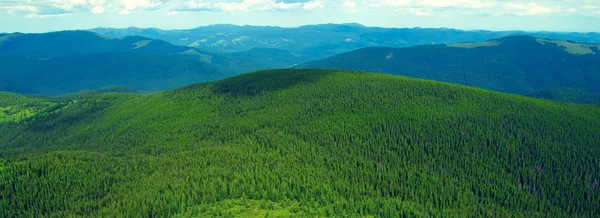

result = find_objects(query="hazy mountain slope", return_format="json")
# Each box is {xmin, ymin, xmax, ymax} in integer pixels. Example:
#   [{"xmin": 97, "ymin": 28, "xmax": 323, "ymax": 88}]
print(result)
[
  {"xmin": 529, "ymin": 88, "xmax": 600, "ymax": 104},
  {"xmin": 0, "ymin": 31, "xmax": 192, "ymax": 57},
  {"xmin": 90, "ymin": 24, "xmax": 600, "ymax": 60},
  {"xmin": 0, "ymin": 53, "xmax": 235, "ymax": 95},
  {"xmin": 300, "ymin": 36, "xmax": 600, "ymax": 103},
  {"xmin": 1, "ymin": 69, "xmax": 598, "ymax": 217},
  {"xmin": 226, "ymin": 47, "xmax": 310, "ymax": 68},
  {"xmin": 0, "ymin": 31, "xmax": 303, "ymax": 95}
]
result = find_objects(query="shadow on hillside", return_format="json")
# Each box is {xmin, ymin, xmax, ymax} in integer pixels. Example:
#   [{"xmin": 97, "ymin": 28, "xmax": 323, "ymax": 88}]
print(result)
[{"xmin": 211, "ymin": 69, "xmax": 335, "ymax": 97}]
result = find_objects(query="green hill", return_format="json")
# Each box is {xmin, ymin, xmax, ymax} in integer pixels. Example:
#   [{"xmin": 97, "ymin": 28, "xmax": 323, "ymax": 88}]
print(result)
[
  {"xmin": 1, "ymin": 69, "xmax": 599, "ymax": 217},
  {"xmin": 0, "ymin": 92, "xmax": 59, "ymax": 123},
  {"xmin": 299, "ymin": 36, "xmax": 600, "ymax": 104}
]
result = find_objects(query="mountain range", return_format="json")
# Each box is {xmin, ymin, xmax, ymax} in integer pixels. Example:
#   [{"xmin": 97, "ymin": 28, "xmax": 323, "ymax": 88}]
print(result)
[
  {"xmin": 0, "ymin": 31, "xmax": 307, "ymax": 95},
  {"xmin": 90, "ymin": 23, "xmax": 600, "ymax": 60},
  {"xmin": 300, "ymin": 35, "xmax": 600, "ymax": 104},
  {"xmin": 3, "ymin": 25, "xmax": 600, "ymax": 104},
  {"xmin": 2, "ymin": 21, "xmax": 600, "ymax": 217}
]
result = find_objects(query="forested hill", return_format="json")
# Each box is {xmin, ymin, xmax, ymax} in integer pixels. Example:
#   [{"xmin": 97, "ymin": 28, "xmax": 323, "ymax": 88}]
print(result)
[
  {"xmin": 1, "ymin": 69, "xmax": 599, "ymax": 217},
  {"xmin": 299, "ymin": 35, "xmax": 600, "ymax": 104}
]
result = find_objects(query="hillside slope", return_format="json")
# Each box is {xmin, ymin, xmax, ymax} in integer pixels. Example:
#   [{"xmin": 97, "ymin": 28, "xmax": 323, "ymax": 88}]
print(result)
[
  {"xmin": 0, "ymin": 31, "xmax": 191, "ymax": 57},
  {"xmin": 1, "ymin": 69, "xmax": 599, "ymax": 217},
  {"xmin": 0, "ymin": 92, "xmax": 60, "ymax": 123},
  {"xmin": 300, "ymin": 36, "xmax": 600, "ymax": 103},
  {"xmin": 0, "ymin": 53, "xmax": 236, "ymax": 95}
]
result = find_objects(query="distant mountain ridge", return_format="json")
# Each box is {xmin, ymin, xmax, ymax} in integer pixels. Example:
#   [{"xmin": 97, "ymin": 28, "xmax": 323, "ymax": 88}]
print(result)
[
  {"xmin": 0, "ymin": 52, "xmax": 236, "ymax": 95},
  {"xmin": 4, "ymin": 27, "xmax": 600, "ymax": 102},
  {"xmin": 0, "ymin": 31, "xmax": 253, "ymax": 95},
  {"xmin": 90, "ymin": 24, "xmax": 600, "ymax": 60},
  {"xmin": 299, "ymin": 35, "xmax": 600, "ymax": 104},
  {"xmin": 0, "ymin": 30, "xmax": 193, "ymax": 57}
]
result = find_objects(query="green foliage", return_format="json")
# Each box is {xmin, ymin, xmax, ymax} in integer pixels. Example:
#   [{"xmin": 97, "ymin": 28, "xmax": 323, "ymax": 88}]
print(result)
[
  {"xmin": 211, "ymin": 69, "xmax": 333, "ymax": 97},
  {"xmin": 0, "ymin": 92, "xmax": 59, "ymax": 123},
  {"xmin": 0, "ymin": 69, "xmax": 599, "ymax": 217},
  {"xmin": 0, "ymin": 92, "xmax": 44, "ymax": 107}
]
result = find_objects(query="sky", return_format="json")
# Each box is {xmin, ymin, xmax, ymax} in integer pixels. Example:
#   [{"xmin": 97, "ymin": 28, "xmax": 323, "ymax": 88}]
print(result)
[{"xmin": 0, "ymin": 0, "xmax": 599, "ymax": 33}]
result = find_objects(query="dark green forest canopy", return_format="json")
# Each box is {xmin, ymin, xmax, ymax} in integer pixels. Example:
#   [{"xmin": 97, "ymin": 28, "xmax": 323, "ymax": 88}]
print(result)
[{"xmin": 1, "ymin": 69, "xmax": 599, "ymax": 217}]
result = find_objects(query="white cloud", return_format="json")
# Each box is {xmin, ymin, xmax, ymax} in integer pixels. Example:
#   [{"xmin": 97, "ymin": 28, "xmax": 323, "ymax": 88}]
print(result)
[
  {"xmin": 1, "ymin": 0, "xmax": 598, "ymax": 19},
  {"xmin": 360, "ymin": 0, "xmax": 572, "ymax": 17},
  {"xmin": 419, "ymin": 0, "xmax": 495, "ymax": 9},
  {"xmin": 343, "ymin": 1, "xmax": 356, "ymax": 8},
  {"xmin": 505, "ymin": 2, "xmax": 554, "ymax": 16},
  {"xmin": 1, "ymin": 5, "xmax": 39, "ymax": 14},
  {"xmin": 0, "ymin": 0, "xmax": 166, "ymax": 17},
  {"xmin": 89, "ymin": 0, "xmax": 107, "ymax": 6},
  {"xmin": 25, "ymin": 13, "xmax": 69, "ymax": 19},
  {"xmin": 118, "ymin": 0, "xmax": 165, "ymax": 14},
  {"xmin": 175, "ymin": 0, "xmax": 324, "ymax": 12},
  {"xmin": 91, "ymin": 5, "xmax": 105, "ymax": 14},
  {"xmin": 410, "ymin": 8, "xmax": 434, "ymax": 16},
  {"xmin": 342, "ymin": 1, "xmax": 358, "ymax": 13},
  {"xmin": 372, "ymin": 0, "xmax": 411, "ymax": 7},
  {"xmin": 302, "ymin": 0, "xmax": 324, "ymax": 10}
]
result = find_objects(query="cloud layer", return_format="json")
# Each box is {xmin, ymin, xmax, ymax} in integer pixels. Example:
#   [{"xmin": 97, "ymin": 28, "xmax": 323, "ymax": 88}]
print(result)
[
  {"xmin": 364, "ymin": 0, "xmax": 599, "ymax": 17},
  {"xmin": 174, "ymin": 0, "xmax": 324, "ymax": 13},
  {"xmin": 0, "ymin": 0, "xmax": 167, "ymax": 17},
  {"xmin": 0, "ymin": 0, "xmax": 599, "ymax": 18}
]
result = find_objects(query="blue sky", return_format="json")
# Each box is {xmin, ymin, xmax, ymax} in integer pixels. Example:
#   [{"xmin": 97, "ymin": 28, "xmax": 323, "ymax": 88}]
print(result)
[{"xmin": 1, "ymin": 0, "xmax": 599, "ymax": 33}]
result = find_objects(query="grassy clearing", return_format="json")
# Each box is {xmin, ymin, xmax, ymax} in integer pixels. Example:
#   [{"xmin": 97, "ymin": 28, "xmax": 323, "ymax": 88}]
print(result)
[
  {"xmin": 446, "ymin": 40, "xmax": 501, "ymax": 48},
  {"xmin": 537, "ymin": 38, "xmax": 600, "ymax": 55}
]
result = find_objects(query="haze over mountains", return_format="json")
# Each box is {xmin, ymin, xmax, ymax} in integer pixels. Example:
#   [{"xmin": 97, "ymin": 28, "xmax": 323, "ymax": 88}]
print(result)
[
  {"xmin": 0, "ymin": 31, "xmax": 308, "ymax": 95},
  {"xmin": 90, "ymin": 24, "xmax": 600, "ymax": 60},
  {"xmin": 0, "ymin": 31, "xmax": 191, "ymax": 57}
]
